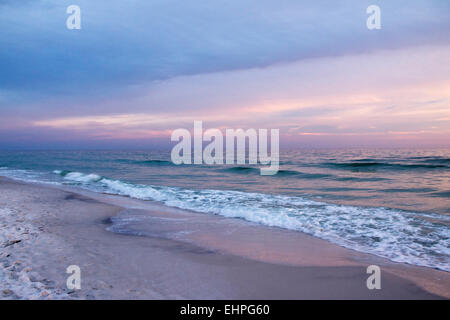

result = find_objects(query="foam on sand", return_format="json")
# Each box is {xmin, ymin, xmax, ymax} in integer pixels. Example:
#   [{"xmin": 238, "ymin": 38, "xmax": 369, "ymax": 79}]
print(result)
[{"xmin": 57, "ymin": 170, "xmax": 450, "ymax": 272}]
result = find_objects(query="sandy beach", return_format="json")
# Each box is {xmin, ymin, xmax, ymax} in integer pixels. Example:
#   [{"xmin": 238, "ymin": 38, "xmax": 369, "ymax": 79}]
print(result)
[{"xmin": 0, "ymin": 176, "xmax": 448, "ymax": 300}]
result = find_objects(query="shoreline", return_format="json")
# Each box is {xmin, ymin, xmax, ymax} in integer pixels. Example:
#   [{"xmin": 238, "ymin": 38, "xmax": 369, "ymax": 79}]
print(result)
[{"xmin": 0, "ymin": 176, "xmax": 448, "ymax": 299}]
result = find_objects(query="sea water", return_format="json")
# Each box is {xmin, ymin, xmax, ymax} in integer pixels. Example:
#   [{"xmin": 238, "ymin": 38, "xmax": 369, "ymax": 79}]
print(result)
[{"xmin": 0, "ymin": 148, "xmax": 448, "ymax": 271}]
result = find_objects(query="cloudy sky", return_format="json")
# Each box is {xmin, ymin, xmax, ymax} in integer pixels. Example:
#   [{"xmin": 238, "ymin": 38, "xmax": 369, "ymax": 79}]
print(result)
[{"xmin": 0, "ymin": 0, "xmax": 449, "ymax": 149}]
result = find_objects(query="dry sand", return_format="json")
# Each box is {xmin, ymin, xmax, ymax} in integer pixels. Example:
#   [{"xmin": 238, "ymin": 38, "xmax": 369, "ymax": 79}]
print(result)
[{"xmin": 0, "ymin": 177, "xmax": 448, "ymax": 299}]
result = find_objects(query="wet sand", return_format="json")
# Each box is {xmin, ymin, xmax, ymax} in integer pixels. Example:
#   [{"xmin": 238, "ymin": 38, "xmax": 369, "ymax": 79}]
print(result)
[{"xmin": 0, "ymin": 177, "xmax": 448, "ymax": 299}]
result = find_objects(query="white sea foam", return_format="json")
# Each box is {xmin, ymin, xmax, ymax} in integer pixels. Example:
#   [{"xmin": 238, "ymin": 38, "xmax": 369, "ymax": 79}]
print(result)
[
  {"xmin": 3, "ymin": 168, "xmax": 449, "ymax": 272},
  {"xmin": 63, "ymin": 172, "xmax": 102, "ymax": 183},
  {"xmin": 66, "ymin": 173, "xmax": 449, "ymax": 272}
]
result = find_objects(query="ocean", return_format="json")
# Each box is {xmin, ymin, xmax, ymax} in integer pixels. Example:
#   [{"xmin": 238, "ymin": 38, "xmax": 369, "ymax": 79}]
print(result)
[{"xmin": 0, "ymin": 148, "xmax": 449, "ymax": 271}]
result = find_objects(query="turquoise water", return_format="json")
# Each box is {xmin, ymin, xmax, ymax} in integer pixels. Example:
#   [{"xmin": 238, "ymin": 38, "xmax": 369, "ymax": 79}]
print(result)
[{"xmin": 0, "ymin": 149, "xmax": 449, "ymax": 271}]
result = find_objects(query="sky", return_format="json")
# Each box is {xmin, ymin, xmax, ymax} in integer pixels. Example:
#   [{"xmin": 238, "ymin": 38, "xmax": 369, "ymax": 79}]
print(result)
[{"xmin": 0, "ymin": 0, "xmax": 449, "ymax": 149}]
